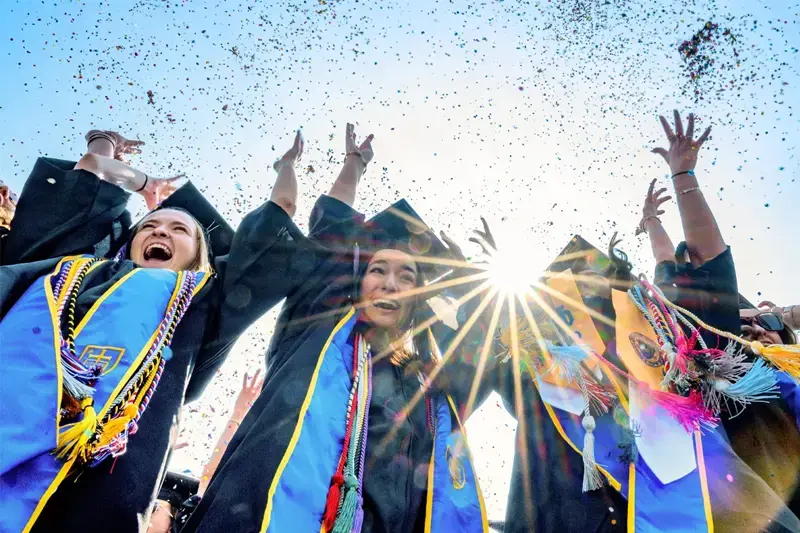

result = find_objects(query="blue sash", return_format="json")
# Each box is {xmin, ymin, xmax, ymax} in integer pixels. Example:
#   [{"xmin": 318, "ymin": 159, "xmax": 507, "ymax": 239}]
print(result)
[
  {"xmin": 0, "ymin": 257, "xmax": 206, "ymax": 533},
  {"xmin": 259, "ymin": 310, "xmax": 488, "ymax": 533},
  {"xmin": 542, "ymin": 400, "xmax": 720, "ymax": 532},
  {"xmin": 776, "ymin": 372, "xmax": 800, "ymax": 430}
]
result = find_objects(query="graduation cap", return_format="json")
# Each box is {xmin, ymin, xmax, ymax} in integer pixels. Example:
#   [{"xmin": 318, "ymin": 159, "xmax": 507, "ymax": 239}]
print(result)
[
  {"xmin": 160, "ymin": 181, "xmax": 235, "ymax": 258},
  {"xmin": 354, "ymin": 199, "xmax": 450, "ymax": 280},
  {"xmin": 116, "ymin": 181, "xmax": 234, "ymax": 263}
]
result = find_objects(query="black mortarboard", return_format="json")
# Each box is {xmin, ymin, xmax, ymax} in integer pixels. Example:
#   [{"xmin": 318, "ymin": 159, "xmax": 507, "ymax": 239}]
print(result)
[
  {"xmin": 160, "ymin": 181, "xmax": 234, "ymax": 257},
  {"xmin": 355, "ymin": 199, "xmax": 450, "ymax": 280}
]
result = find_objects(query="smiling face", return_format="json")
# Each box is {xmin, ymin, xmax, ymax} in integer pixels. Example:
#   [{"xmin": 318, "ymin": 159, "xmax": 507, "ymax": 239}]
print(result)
[
  {"xmin": 130, "ymin": 209, "xmax": 204, "ymax": 272},
  {"xmin": 359, "ymin": 248, "xmax": 419, "ymax": 332}
]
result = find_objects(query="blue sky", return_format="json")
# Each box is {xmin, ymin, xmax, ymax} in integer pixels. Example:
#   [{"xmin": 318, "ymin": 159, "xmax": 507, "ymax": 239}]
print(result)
[{"xmin": 2, "ymin": 0, "xmax": 798, "ymax": 519}]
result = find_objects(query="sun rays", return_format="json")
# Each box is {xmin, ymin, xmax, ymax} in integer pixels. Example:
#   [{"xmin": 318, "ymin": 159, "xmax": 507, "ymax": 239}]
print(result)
[{"xmin": 290, "ymin": 246, "xmax": 614, "ymax": 493}]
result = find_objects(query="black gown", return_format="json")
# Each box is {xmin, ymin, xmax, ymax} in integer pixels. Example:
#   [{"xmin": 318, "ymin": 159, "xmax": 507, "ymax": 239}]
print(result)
[
  {"xmin": 183, "ymin": 195, "xmax": 491, "ymax": 533},
  {"xmin": 499, "ymin": 246, "xmax": 799, "ymax": 533},
  {"xmin": 0, "ymin": 162, "xmax": 304, "ymax": 532},
  {"xmin": 0, "ymin": 157, "xmax": 235, "ymax": 266}
]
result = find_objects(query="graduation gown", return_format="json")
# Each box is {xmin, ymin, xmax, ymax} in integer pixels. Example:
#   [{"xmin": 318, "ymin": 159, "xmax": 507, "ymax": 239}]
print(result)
[
  {"xmin": 0, "ymin": 157, "xmax": 234, "ymax": 266},
  {"xmin": 0, "ymin": 166, "xmax": 303, "ymax": 532},
  {"xmin": 498, "ymin": 247, "xmax": 800, "ymax": 533},
  {"xmin": 184, "ymin": 196, "xmax": 490, "ymax": 533}
]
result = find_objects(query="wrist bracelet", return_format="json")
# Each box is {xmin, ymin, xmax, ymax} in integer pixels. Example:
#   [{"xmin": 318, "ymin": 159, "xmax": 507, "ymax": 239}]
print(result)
[
  {"xmin": 671, "ymin": 169, "xmax": 694, "ymax": 179},
  {"xmin": 229, "ymin": 419, "xmax": 242, "ymax": 426},
  {"xmin": 135, "ymin": 174, "xmax": 148, "ymax": 193},
  {"xmin": 678, "ymin": 186, "xmax": 700, "ymax": 196},
  {"xmin": 87, "ymin": 132, "xmax": 117, "ymax": 150},
  {"xmin": 346, "ymin": 151, "xmax": 368, "ymax": 169},
  {"xmin": 636, "ymin": 215, "xmax": 661, "ymax": 235}
]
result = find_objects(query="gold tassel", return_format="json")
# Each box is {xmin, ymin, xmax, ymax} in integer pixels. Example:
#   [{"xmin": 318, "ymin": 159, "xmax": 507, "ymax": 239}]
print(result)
[
  {"xmin": 751, "ymin": 342, "xmax": 800, "ymax": 380},
  {"xmin": 55, "ymin": 398, "xmax": 97, "ymax": 462},
  {"xmin": 94, "ymin": 403, "xmax": 139, "ymax": 449}
]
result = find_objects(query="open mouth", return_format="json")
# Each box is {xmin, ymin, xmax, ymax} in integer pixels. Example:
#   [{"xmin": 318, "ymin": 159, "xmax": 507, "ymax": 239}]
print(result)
[
  {"xmin": 373, "ymin": 298, "xmax": 400, "ymax": 311},
  {"xmin": 144, "ymin": 242, "xmax": 173, "ymax": 262}
]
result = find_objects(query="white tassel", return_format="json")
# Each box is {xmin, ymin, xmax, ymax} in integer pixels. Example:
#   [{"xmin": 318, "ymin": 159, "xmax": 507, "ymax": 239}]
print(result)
[{"xmin": 582, "ymin": 414, "xmax": 604, "ymax": 492}]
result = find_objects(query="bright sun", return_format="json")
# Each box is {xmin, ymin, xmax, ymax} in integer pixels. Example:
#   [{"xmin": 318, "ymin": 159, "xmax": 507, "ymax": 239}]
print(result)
[{"xmin": 486, "ymin": 246, "xmax": 540, "ymax": 295}]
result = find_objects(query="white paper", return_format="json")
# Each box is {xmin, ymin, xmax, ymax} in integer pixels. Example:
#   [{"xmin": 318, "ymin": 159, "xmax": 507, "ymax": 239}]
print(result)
[
  {"xmin": 629, "ymin": 386, "xmax": 697, "ymax": 484},
  {"xmin": 426, "ymin": 295, "xmax": 461, "ymax": 330},
  {"xmin": 536, "ymin": 377, "xmax": 586, "ymax": 416}
]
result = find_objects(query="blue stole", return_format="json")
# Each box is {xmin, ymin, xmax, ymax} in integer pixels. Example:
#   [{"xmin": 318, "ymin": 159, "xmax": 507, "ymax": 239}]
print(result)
[
  {"xmin": 776, "ymin": 372, "xmax": 800, "ymax": 430},
  {"xmin": 542, "ymin": 402, "xmax": 723, "ymax": 532},
  {"xmin": 0, "ymin": 257, "xmax": 206, "ymax": 533},
  {"xmin": 259, "ymin": 309, "xmax": 488, "ymax": 533}
]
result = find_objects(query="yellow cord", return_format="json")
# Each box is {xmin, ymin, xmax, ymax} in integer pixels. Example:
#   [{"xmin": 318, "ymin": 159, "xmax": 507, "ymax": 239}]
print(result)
[{"xmin": 660, "ymin": 297, "xmax": 800, "ymax": 378}]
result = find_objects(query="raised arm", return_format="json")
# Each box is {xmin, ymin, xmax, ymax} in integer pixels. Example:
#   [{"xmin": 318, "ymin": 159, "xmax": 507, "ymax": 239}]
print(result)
[
  {"xmin": 637, "ymin": 178, "xmax": 676, "ymax": 264},
  {"xmin": 185, "ymin": 196, "xmax": 320, "ymax": 401},
  {"xmin": 270, "ymin": 130, "xmax": 303, "ymax": 217},
  {"xmin": 652, "ymin": 110, "xmax": 725, "ymax": 266},
  {"xmin": 326, "ymin": 123, "xmax": 374, "ymax": 207},
  {"xmin": 198, "ymin": 370, "xmax": 264, "ymax": 496}
]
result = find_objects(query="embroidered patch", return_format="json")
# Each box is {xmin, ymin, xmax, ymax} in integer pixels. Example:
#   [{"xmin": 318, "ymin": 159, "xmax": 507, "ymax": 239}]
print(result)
[
  {"xmin": 79, "ymin": 345, "xmax": 126, "ymax": 376},
  {"xmin": 629, "ymin": 333, "xmax": 662, "ymax": 367},
  {"xmin": 445, "ymin": 444, "xmax": 466, "ymax": 490}
]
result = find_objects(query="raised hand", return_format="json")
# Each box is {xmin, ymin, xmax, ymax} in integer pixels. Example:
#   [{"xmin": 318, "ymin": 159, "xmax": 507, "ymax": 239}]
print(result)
[
  {"xmin": 651, "ymin": 110, "xmax": 711, "ymax": 176},
  {"xmin": 636, "ymin": 178, "xmax": 672, "ymax": 235},
  {"xmin": 274, "ymin": 130, "xmax": 304, "ymax": 170},
  {"xmin": 139, "ymin": 173, "xmax": 185, "ymax": 211},
  {"xmin": 345, "ymin": 123, "xmax": 375, "ymax": 167},
  {"xmin": 86, "ymin": 129, "xmax": 145, "ymax": 163},
  {"xmin": 642, "ymin": 178, "xmax": 672, "ymax": 218},
  {"xmin": 231, "ymin": 369, "xmax": 265, "ymax": 423},
  {"xmin": 469, "ymin": 217, "xmax": 497, "ymax": 257}
]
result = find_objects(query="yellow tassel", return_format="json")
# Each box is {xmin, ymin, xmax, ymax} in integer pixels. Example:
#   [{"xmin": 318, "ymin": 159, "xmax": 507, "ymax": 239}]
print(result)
[
  {"xmin": 94, "ymin": 403, "xmax": 139, "ymax": 449},
  {"xmin": 752, "ymin": 342, "xmax": 800, "ymax": 380},
  {"xmin": 55, "ymin": 398, "xmax": 97, "ymax": 462}
]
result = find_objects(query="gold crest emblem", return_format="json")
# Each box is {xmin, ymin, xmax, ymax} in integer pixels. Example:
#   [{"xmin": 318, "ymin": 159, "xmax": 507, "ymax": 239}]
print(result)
[
  {"xmin": 629, "ymin": 333, "xmax": 663, "ymax": 368},
  {"xmin": 78, "ymin": 345, "xmax": 126, "ymax": 376},
  {"xmin": 445, "ymin": 444, "xmax": 467, "ymax": 490}
]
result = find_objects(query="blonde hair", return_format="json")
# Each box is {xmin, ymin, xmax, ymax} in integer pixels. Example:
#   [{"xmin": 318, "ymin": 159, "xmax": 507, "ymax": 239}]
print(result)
[{"xmin": 133, "ymin": 208, "xmax": 211, "ymax": 273}]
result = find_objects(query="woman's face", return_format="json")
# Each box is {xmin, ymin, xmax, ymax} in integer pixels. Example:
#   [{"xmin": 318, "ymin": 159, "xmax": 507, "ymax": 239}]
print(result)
[
  {"xmin": 130, "ymin": 209, "xmax": 200, "ymax": 272},
  {"xmin": 741, "ymin": 317, "xmax": 784, "ymax": 346},
  {"xmin": 359, "ymin": 248, "xmax": 419, "ymax": 331}
]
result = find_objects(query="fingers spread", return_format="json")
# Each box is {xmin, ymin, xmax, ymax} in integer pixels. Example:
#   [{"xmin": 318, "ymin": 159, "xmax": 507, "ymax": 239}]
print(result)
[
  {"xmin": 651, "ymin": 147, "xmax": 668, "ymax": 160},
  {"xmin": 659, "ymin": 116, "xmax": 675, "ymax": 141},
  {"xmin": 697, "ymin": 125, "xmax": 712, "ymax": 146},
  {"xmin": 673, "ymin": 109, "xmax": 684, "ymax": 137}
]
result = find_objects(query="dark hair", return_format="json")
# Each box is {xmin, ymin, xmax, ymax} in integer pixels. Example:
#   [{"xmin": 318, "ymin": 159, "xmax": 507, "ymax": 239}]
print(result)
[{"xmin": 601, "ymin": 232, "xmax": 635, "ymax": 290}]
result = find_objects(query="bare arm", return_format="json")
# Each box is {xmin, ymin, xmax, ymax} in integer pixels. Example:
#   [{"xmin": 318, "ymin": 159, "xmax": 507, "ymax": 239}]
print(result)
[
  {"xmin": 645, "ymin": 219, "xmax": 676, "ymax": 264},
  {"xmin": 270, "ymin": 130, "xmax": 303, "ymax": 217},
  {"xmin": 652, "ymin": 111, "xmax": 726, "ymax": 266},
  {"xmin": 637, "ymin": 178, "xmax": 675, "ymax": 264},
  {"xmin": 326, "ymin": 123, "xmax": 374, "ymax": 207},
  {"xmin": 198, "ymin": 371, "xmax": 264, "ymax": 496}
]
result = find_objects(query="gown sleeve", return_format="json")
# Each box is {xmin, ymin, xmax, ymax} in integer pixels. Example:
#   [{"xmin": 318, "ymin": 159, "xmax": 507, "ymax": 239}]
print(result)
[
  {"xmin": 1, "ymin": 157, "xmax": 132, "ymax": 265},
  {"xmin": 422, "ymin": 267, "xmax": 502, "ymax": 416},
  {"xmin": 185, "ymin": 200, "xmax": 320, "ymax": 401}
]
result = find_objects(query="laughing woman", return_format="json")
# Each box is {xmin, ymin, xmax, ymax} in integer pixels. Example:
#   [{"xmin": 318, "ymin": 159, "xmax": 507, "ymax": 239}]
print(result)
[
  {"xmin": 0, "ymin": 130, "xmax": 310, "ymax": 533},
  {"xmin": 184, "ymin": 125, "xmax": 495, "ymax": 533}
]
